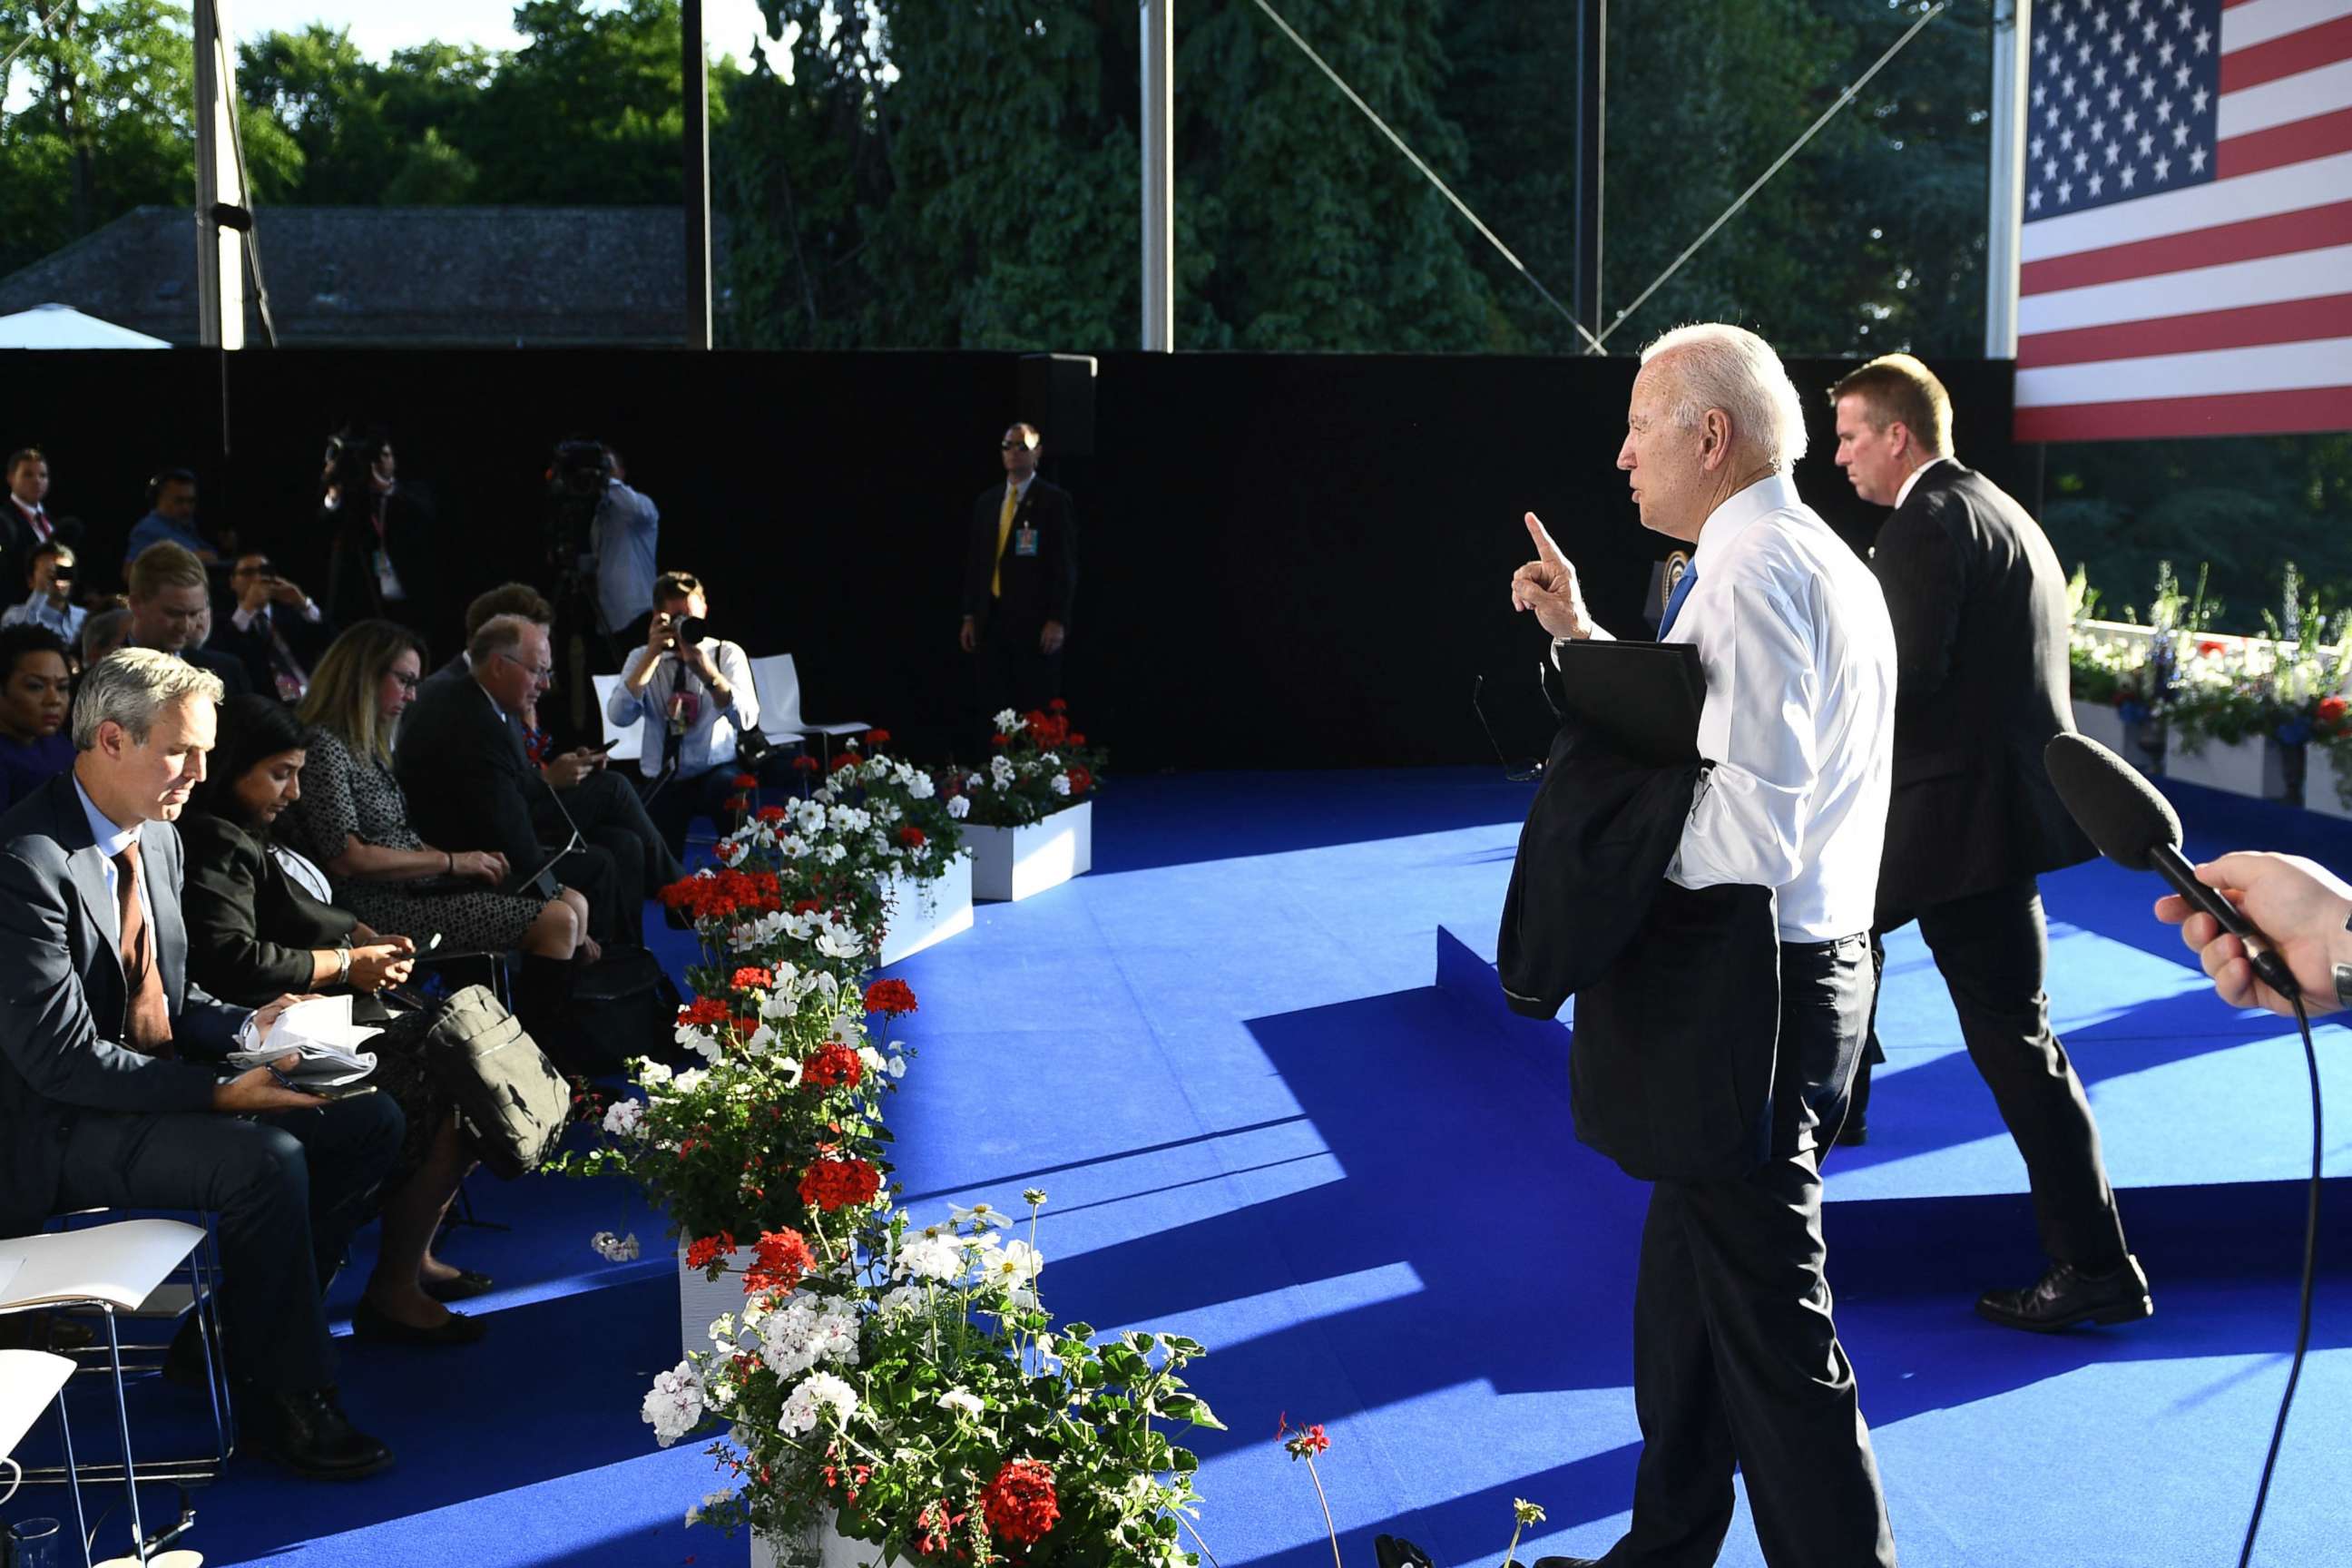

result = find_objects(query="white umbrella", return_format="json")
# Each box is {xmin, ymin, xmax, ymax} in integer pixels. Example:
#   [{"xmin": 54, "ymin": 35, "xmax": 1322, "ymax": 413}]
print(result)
[{"xmin": 0, "ymin": 302, "xmax": 171, "ymax": 349}]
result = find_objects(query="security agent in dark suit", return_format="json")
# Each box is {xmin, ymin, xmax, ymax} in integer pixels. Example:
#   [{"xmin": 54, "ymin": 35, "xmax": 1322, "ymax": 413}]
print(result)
[
  {"xmin": 1514, "ymin": 325, "xmax": 1898, "ymax": 1568},
  {"xmin": 1831, "ymin": 354, "xmax": 2145, "ymax": 1333},
  {"xmin": 0, "ymin": 650, "xmax": 403, "ymax": 1477},
  {"xmin": 959, "ymin": 423, "xmax": 1078, "ymax": 730},
  {"xmin": 392, "ymin": 614, "xmax": 635, "ymax": 946}
]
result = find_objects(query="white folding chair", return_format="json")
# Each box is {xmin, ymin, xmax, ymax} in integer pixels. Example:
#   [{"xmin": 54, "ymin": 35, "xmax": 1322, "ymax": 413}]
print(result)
[
  {"xmin": 0, "ymin": 1220, "xmax": 212, "ymax": 1565},
  {"xmin": 1, "ymin": 1349, "xmax": 92, "ymax": 1567},
  {"xmin": 590, "ymin": 671, "xmax": 644, "ymax": 764},
  {"xmin": 746, "ymin": 652, "xmax": 868, "ymax": 768}
]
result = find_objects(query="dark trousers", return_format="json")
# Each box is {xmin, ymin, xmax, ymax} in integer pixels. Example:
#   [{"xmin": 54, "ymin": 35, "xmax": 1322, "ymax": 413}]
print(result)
[
  {"xmin": 973, "ymin": 618, "xmax": 1063, "ymax": 740},
  {"xmin": 54, "ymin": 1093, "xmax": 405, "ymax": 1393},
  {"xmin": 1613, "ymin": 935, "xmax": 1895, "ymax": 1568},
  {"xmin": 1858, "ymin": 876, "xmax": 2128, "ymax": 1271},
  {"xmin": 640, "ymin": 750, "xmax": 800, "ymax": 862},
  {"xmin": 534, "ymin": 768, "xmax": 686, "ymax": 932}
]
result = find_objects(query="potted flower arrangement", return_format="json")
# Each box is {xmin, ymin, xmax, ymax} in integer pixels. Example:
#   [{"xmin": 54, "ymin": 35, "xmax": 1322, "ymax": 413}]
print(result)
[
  {"xmin": 646, "ymin": 1192, "xmax": 1223, "ymax": 1568},
  {"xmin": 2066, "ymin": 561, "xmax": 2216, "ymax": 773},
  {"xmin": 2169, "ymin": 564, "xmax": 2350, "ymax": 804},
  {"xmin": 724, "ymin": 732, "xmax": 973, "ymax": 967},
  {"xmin": 564, "ymin": 847, "xmax": 922, "ymax": 1351},
  {"xmin": 946, "ymin": 703, "xmax": 1104, "ymax": 902}
]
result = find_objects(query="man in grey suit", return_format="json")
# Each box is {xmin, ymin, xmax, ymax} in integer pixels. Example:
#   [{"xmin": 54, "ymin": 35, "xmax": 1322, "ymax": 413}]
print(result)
[
  {"xmin": 0, "ymin": 649, "xmax": 403, "ymax": 1477},
  {"xmin": 1831, "ymin": 356, "xmax": 2144, "ymax": 1333}
]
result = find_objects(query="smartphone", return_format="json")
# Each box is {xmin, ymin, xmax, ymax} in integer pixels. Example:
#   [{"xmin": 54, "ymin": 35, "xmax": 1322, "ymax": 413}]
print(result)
[{"xmin": 584, "ymin": 737, "xmax": 620, "ymax": 754}]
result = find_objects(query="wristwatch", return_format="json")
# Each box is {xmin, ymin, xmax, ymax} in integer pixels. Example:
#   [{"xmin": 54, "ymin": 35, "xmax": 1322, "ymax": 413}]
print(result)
[{"xmin": 334, "ymin": 941, "xmax": 353, "ymax": 986}]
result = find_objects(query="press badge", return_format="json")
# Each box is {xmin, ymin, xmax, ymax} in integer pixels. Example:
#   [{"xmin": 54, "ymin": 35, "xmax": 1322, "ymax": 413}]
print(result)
[{"xmin": 1013, "ymin": 526, "xmax": 1040, "ymax": 557}]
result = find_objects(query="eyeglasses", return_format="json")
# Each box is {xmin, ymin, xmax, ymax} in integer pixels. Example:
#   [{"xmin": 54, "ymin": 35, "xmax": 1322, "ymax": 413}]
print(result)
[
  {"xmin": 387, "ymin": 671, "xmax": 420, "ymax": 690},
  {"xmin": 497, "ymin": 651, "xmax": 554, "ymax": 681},
  {"xmin": 1000, "ymin": 439, "xmax": 1035, "ymax": 452}
]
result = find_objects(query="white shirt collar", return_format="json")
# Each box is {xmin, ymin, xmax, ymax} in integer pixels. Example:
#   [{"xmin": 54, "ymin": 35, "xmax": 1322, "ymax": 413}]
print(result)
[
  {"xmin": 1690, "ymin": 471, "xmax": 1803, "ymax": 575},
  {"xmin": 1007, "ymin": 471, "xmax": 1035, "ymax": 500},
  {"xmin": 73, "ymin": 775, "xmax": 141, "ymax": 859},
  {"xmin": 1893, "ymin": 455, "xmax": 1952, "ymax": 510}
]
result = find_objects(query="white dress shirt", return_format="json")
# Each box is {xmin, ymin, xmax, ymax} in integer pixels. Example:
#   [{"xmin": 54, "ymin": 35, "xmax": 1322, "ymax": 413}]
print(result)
[
  {"xmin": 1658, "ymin": 473, "xmax": 1896, "ymax": 941},
  {"xmin": 606, "ymin": 637, "xmax": 760, "ymax": 779},
  {"xmin": 1891, "ymin": 454, "xmax": 1951, "ymax": 511}
]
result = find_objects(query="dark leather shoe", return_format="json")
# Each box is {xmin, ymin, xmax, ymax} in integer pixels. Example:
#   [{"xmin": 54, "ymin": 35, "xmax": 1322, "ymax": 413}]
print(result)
[
  {"xmin": 251, "ymin": 1387, "xmax": 393, "ymax": 1479},
  {"xmin": 1532, "ymin": 1558, "xmax": 1603, "ymax": 1567},
  {"xmin": 1976, "ymin": 1255, "xmax": 2152, "ymax": 1332},
  {"xmin": 352, "ymin": 1298, "xmax": 489, "ymax": 1347},
  {"xmin": 422, "ymin": 1269, "xmax": 495, "ymax": 1303}
]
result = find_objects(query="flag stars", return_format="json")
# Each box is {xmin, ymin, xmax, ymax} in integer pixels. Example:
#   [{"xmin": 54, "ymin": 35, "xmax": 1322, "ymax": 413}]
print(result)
[
  {"xmin": 2034, "ymin": 83, "xmax": 2048, "ymax": 107},
  {"xmin": 2190, "ymin": 86, "xmax": 2209, "ymax": 114},
  {"xmin": 2173, "ymin": 4, "xmax": 2191, "ymax": 29},
  {"xmin": 2173, "ymin": 63, "xmax": 2190, "ymax": 89},
  {"xmin": 2059, "ymin": 178, "xmax": 2076, "ymax": 203},
  {"xmin": 2142, "ymin": 17, "xmax": 2159, "ymax": 44},
  {"xmin": 2073, "ymin": 148, "xmax": 2090, "ymax": 172},
  {"xmin": 2060, "ymin": 125, "xmax": 2076, "ymax": 149},
  {"xmin": 2191, "ymin": 24, "xmax": 2210, "ymax": 54},
  {"xmin": 2043, "ymin": 156, "xmax": 2060, "ymax": 181},
  {"xmin": 2137, "ymin": 130, "xmax": 2153, "ymax": 156},
  {"xmin": 2157, "ymin": 39, "xmax": 2174, "ymax": 66},
  {"xmin": 2154, "ymin": 97, "xmax": 2171, "ymax": 122},
  {"xmin": 2092, "ymin": 63, "xmax": 2109, "ymax": 88},
  {"xmin": 2031, "ymin": 133, "xmax": 2046, "ymax": 159},
  {"xmin": 2119, "ymin": 165, "xmax": 2137, "ymax": 190},
  {"xmin": 2123, "ymin": 52, "xmax": 2140, "ymax": 77},
  {"xmin": 2122, "ymin": 108, "xmax": 2138, "ymax": 132},
  {"xmin": 2103, "ymin": 141, "xmax": 2121, "ymax": 166},
  {"xmin": 2089, "ymin": 172, "xmax": 2106, "ymax": 197},
  {"xmin": 2139, "ymin": 74, "xmax": 2156, "ymax": 101},
  {"xmin": 2029, "ymin": 187, "xmax": 2045, "ymax": 211},
  {"xmin": 2079, "ymin": 40, "xmax": 2094, "ymax": 64},
  {"xmin": 2089, "ymin": 116, "xmax": 2108, "ymax": 143},
  {"xmin": 2106, "ymin": 85, "xmax": 2123, "ymax": 110},
  {"xmin": 2153, "ymin": 153, "xmax": 2171, "ymax": 181},
  {"xmin": 2189, "ymin": 143, "xmax": 2208, "ymax": 173},
  {"xmin": 2172, "ymin": 119, "xmax": 2190, "ymax": 147}
]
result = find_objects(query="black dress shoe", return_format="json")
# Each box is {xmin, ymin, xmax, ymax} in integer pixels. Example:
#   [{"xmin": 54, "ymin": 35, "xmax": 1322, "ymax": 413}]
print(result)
[
  {"xmin": 422, "ymin": 1269, "xmax": 495, "ymax": 1303},
  {"xmin": 1976, "ymin": 1255, "xmax": 2152, "ymax": 1332},
  {"xmin": 352, "ymin": 1298, "xmax": 490, "ymax": 1347},
  {"xmin": 1533, "ymin": 1558, "xmax": 1603, "ymax": 1567},
  {"xmin": 1376, "ymin": 1536, "xmax": 1436, "ymax": 1568},
  {"xmin": 250, "ymin": 1386, "xmax": 393, "ymax": 1480}
]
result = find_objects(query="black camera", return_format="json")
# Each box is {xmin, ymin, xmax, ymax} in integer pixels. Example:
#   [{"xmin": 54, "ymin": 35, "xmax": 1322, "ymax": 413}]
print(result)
[{"xmin": 669, "ymin": 613, "xmax": 705, "ymax": 647}]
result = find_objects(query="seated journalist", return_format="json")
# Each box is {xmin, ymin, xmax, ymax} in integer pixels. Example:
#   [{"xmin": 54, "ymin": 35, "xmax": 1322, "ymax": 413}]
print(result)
[
  {"xmin": 183, "ymin": 693, "xmax": 492, "ymax": 1346},
  {"xmin": 276, "ymin": 619, "xmax": 593, "ymax": 1036},
  {"xmin": 0, "ymin": 649, "xmax": 403, "ymax": 1478},
  {"xmin": 0, "ymin": 623, "xmax": 74, "ymax": 809}
]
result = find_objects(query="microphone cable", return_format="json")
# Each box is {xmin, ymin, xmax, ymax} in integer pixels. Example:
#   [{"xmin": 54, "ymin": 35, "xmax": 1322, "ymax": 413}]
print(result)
[{"xmin": 2239, "ymin": 985, "xmax": 2321, "ymax": 1568}]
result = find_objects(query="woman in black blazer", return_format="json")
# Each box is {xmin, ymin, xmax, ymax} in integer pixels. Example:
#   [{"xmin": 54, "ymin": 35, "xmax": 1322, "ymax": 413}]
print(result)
[{"xmin": 182, "ymin": 694, "xmax": 490, "ymax": 1347}]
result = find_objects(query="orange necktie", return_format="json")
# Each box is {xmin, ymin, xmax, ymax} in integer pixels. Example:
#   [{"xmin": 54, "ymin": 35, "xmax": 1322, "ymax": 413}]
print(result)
[{"xmin": 114, "ymin": 840, "xmax": 175, "ymax": 1058}]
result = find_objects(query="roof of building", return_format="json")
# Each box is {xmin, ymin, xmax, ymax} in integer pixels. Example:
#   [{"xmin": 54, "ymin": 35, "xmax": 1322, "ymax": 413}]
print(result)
[{"xmin": 0, "ymin": 206, "xmax": 728, "ymax": 347}]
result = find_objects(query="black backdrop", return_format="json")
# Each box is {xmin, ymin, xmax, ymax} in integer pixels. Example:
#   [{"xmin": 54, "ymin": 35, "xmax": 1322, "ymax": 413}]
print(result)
[{"xmin": 2, "ymin": 348, "xmax": 2020, "ymax": 770}]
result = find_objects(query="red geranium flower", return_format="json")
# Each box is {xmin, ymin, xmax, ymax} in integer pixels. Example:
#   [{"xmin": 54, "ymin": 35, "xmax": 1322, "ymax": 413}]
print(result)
[
  {"xmin": 757, "ymin": 804, "xmax": 789, "ymax": 824},
  {"xmin": 730, "ymin": 965, "xmax": 774, "ymax": 993},
  {"xmin": 1049, "ymin": 698, "xmax": 1068, "ymax": 712},
  {"xmin": 2319, "ymin": 696, "xmax": 2347, "ymax": 723},
  {"xmin": 1067, "ymin": 764, "xmax": 1093, "ymax": 796},
  {"xmin": 732, "ymin": 772, "xmax": 760, "ymax": 789},
  {"xmin": 742, "ymin": 1228, "xmax": 815, "ymax": 1296},
  {"xmin": 830, "ymin": 752, "xmax": 859, "ymax": 772},
  {"xmin": 798, "ymin": 1156, "xmax": 881, "ymax": 1212},
  {"xmin": 678, "ymin": 996, "xmax": 730, "ymax": 1028},
  {"xmin": 684, "ymin": 1230, "xmax": 736, "ymax": 1270},
  {"xmin": 863, "ymin": 978, "xmax": 918, "ymax": 1015},
  {"xmin": 793, "ymin": 754, "xmax": 821, "ymax": 773},
  {"xmin": 2198, "ymin": 639, "xmax": 2227, "ymax": 657},
  {"xmin": 898, "ymin": 825, "xmax": 926, "ymax": 848},
  {"xmin": 981, "ymin": 1458, "xmax": 1060, "ymax": 1544},
  {"xmin": 803, "ymin": 1041, "xmax": 866, "ymax": 1090},
  {"xmin": 867, "ymin": 728, "xmax": 893, "ymax": 747}
]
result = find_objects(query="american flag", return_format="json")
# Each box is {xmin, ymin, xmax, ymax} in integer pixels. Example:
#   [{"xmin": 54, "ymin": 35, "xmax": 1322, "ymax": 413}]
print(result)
[{"xmin": 2014, "ymin": 0, "xmax": 2352, "ymax": 441}]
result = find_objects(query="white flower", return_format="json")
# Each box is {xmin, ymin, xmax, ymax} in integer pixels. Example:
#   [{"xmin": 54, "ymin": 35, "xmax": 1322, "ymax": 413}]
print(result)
[
  {"xmin": 635, "ymin": 1060, "xmax": 673, "ymax": 1087},
  {"xmin": 777, "ymin": 1370, "xmax": 858, "ymax": 1436},
  {"xmin": 833, "ymin": 805, "xmax": 873, "ymax": 833},
  {"xmin": 907, "ymin": 771, "xmax": 936, "ymax": 799},
  {"xmin": 947, "ymin": 795, "xmax": 971, "ymax": 819},
  {"xmin": 874, "ymin": 1283, "xmax": 927, "ymax": 1318},
  {"xmin": 896, "ymin": 1231, "xmax": 966, "ymax": 1282},
  {"xmin": 671, "ymin": 1067, "xmax": 709, "ymax": 1094},
  {"xmin": 950, "ymin": 1201, "xmax": 1016, "ymax": 1231},
  {"xmin": 685, "ymin": 1489, "xmax": 735, "ymax": 1527},
  {"xmin": 758, "ymin": 1294, "xmax": 863, "ymax": 1378},
  {"xmin": 1050, "ymin": 772, "xmax": 1073, "ymax": 797},
  {"xmin": 965, "ymin": 771, "xmax": 985, "ymax": 790},
  {"xmin": 817, "ymin": 842, "xmax": 848, "ymax": 866},
  {"xmin": 1039, "ymin": 752, "xmax": 1061, "ymax": 767},
  {"xmin": 591, "ymin": 1230, "xmax": 641, "ymax": 1262},
  {"xmin": 600, "ymin": 1099, "xmax": 645, "ymax": 1138},
  {"xmin": 990, "ymin": 755, "xmax": 1015, "ymax": 787},
  {"xmin": 888, "ymin": 1054, "xmax": 908, "ymax": 1080},
  {"xmin": 775, "ymin": 1056, "xmax": 803, "ymax": 1088},
  {"xmin": 858, "ymin": 1044, "xmax": 888, "ymax": 1077},
  {"xmin": 994, "ymin": 708, "xmax": 1023, "ymax": 732},
  {"xmin": 986, "ymin": 1239, "xmax": 1044, "ymax": 1289},
  {"xmin": 743, "ymin": 1023, "xmax": 779, "ymax": 1058},
  {"xmin": 642, "ymin": 1360, "xmax": 704, "ymax": 1446},
  {"xmin": 675, "ymin": 1023, "xmax": 722, "ymax": 1063},
  {"xmin": 938, "ymin": 1388, "xmax": 985, "ymax": 1419},
  {"xmin": 814, "ymin": 924, "xmax": 864, "ymax": 959}
]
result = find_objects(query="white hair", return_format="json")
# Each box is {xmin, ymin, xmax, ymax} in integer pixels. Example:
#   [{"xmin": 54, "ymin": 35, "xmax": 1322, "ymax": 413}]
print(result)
[
  {"xmin": 72, "ymin": 647, "xmax": 222, "ymax": 751},
  {"xmin": 1640, "ymin": 323, "xmax": 1809, "ymax": 472}
]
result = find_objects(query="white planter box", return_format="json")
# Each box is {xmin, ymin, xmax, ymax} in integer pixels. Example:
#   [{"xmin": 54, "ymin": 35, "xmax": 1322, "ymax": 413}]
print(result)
[
  {"xmin": 2070, "ymin": 699, "xmax": 2161, "ymax": 776},
  {"xmin": 2305, "ymin": 745, "xmax": 2352, "ymax": 819},
  {"xmin": 679, "ymin": 1244, "xmax": 748, "ymax": 1360},
  {"xmin": 876, "ymin": 853, "xmax": 973, "ymax": 968},
  {"xmin": 965, "ymin": 799, "xmax": 1093, "ymax": 902},
  {"xmin": 2167, "ymin": 733, "xmax": 2288, "ymax": 799}
]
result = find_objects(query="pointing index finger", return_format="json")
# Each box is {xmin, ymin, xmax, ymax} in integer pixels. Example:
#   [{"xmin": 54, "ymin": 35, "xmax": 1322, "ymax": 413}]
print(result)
[{"xmin": 1524, "ymin": 511, "xmax": 1570, "ymax": 569}]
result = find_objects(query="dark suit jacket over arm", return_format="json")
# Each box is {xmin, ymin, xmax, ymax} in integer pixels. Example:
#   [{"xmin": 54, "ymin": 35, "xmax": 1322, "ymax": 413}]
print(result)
[
  {"xmin": 393, "ymin": 676, "xmax": 546, "ymax": 878},
  {"xmin": 181, "ymin": 812, "xmax": 359, "ymax": 1005}
]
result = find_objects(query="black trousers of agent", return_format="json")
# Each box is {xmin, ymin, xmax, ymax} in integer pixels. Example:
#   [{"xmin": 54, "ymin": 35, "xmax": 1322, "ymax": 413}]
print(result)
[
  {"xmin": 1857, "ymin": 875, "xmax": 2129, "ymax": 1272},
  {"xmin": 1611, "ymin": 935, "xmax": 1896, "ymax": 1568},
  {"xmin": 640, "ymin": 749, "xmax": 802, "ymax": 863},
  {"xmin": 54, "ymin": 1092, "xmax": 405, "ymax": 1393},
  {"xmin": 973, "ymin": 617, "xmax": 1063, "ymax": 737}
]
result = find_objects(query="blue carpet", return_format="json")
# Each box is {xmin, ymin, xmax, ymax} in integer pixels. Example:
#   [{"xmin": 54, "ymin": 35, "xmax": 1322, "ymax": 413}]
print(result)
[{"xmin": 6, "ymin": 769, "xmax": 2347, "ymax": 1568}]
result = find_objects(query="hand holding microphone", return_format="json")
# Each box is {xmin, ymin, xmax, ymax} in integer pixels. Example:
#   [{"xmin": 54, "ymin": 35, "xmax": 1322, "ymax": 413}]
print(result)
[
  {"xmin": 2154, "ymin": 852, "xmax": 2352, "ymax": 1018},
  {"xmin": 2044, "ymin": 732, "xmax": 2316, "ymax": 1010}
]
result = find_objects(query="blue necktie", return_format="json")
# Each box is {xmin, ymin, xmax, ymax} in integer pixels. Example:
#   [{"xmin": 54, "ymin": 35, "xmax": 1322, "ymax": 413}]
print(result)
[{"xmin": 1659, "ymin": 564, "xmax": 1699, "ymax": 638}]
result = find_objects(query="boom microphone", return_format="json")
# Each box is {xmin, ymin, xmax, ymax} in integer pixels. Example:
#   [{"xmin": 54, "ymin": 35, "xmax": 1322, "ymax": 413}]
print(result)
[{"xmin": 2043, "ymin": 731, "xmax": 2301, "ymax": 1001}]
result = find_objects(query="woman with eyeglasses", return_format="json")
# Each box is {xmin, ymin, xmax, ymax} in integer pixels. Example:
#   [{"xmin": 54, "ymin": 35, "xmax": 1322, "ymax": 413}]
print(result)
[{"xmin": 277, "ymin": 620, "xmax": 592, "ymax": 1034}]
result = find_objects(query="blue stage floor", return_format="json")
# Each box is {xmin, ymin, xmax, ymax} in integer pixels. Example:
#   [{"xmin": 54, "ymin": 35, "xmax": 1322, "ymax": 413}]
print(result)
[{"xmin": 9, "ymin": 769, "xmax": 2349, "ymax": 1568}]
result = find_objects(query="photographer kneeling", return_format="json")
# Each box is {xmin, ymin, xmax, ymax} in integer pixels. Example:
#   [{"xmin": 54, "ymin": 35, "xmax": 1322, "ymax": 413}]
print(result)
[{"xmin": 608, "ymin": 572, "xmax": 791, "ymax": 860}]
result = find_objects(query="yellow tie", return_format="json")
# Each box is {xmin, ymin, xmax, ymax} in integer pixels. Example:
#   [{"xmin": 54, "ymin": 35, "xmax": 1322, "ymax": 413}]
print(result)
[{"xmin": 993, "ymin": 484, "xmax": 1021, "ymax": 598}]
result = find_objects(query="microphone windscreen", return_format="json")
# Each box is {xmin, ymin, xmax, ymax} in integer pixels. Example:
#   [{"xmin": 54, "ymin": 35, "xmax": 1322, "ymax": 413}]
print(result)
[{"xmin": 2044, "ymin": 730, "xmax": 2181, "ymax": 872}]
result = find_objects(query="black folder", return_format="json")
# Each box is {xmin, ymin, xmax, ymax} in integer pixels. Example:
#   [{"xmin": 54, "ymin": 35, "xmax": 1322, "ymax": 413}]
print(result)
[{"xmin": 1540, "ymin": 638, "xmax": 1706, "ymax": 765}]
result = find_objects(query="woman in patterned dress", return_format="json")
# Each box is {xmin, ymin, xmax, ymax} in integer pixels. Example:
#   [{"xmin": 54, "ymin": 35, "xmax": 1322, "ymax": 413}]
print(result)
[{"xmin": 277, "ymin": 620, "xmax": 592, "ymax": 1034}]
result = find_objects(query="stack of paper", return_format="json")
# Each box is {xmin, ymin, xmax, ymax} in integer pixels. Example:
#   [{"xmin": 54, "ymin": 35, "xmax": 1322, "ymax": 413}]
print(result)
[{"xmin": 228, "ymin": 995, "xmax": 381, "ymax": 1090}]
